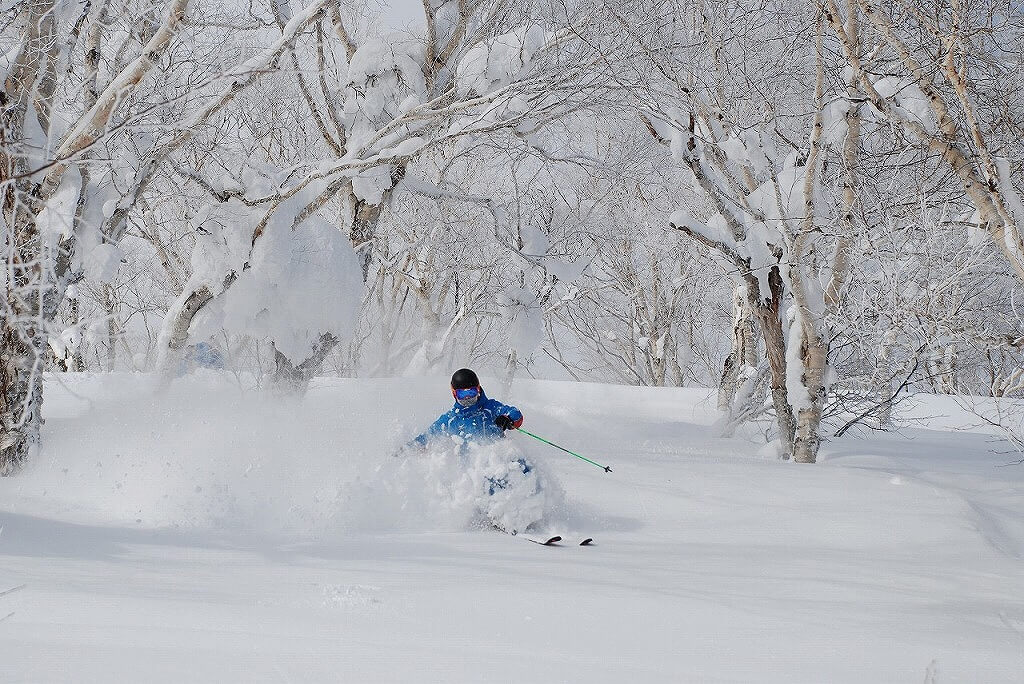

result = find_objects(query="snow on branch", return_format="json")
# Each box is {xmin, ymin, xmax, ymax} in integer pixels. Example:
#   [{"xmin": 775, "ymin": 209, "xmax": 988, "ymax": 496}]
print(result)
[
  {"xmin": 53, "ymin": 0, "xmax": 190, "ymax": 165},
  {"xmin": 455, "ymin": 25, "xmax": 548, "ymax": 97}
]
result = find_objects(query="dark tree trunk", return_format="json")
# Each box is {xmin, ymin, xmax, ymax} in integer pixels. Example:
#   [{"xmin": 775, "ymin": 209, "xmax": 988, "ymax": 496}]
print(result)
[
  {"xmin": 745, "ymin": 266, "xmax": 796, "ymax": 457},
  {"xmin": 272, "ymin": 332, "xmax": 340, "ymax": 393},
  {"xmin": 1, "ymin": 316, "xmax": 44, "ymax": 475}
]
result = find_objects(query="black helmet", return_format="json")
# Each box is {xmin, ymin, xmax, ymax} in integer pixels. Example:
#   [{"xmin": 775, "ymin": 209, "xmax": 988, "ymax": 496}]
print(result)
[{"xmin": 451, "ymin": 368, "xmax": 480, "ymax": 389}]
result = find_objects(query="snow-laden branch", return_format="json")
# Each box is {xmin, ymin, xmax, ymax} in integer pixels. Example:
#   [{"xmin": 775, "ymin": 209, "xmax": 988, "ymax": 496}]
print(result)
[
  {"xmin": 104, "ymin": 0, "xmax": 338, "ymax": 243},
  {"xmin": 52, "ymin": 0, "xmax": 190, "ymax": 164},
  {"xmin": 826, "ymin": 0, "xmax": 1024, "ymax": 282}
]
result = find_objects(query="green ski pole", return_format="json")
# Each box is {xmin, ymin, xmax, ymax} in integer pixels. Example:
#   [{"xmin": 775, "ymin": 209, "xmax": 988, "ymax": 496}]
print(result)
[{"xmin": 515, "ymin": 428, "xmax": 612, "ymax": 473}]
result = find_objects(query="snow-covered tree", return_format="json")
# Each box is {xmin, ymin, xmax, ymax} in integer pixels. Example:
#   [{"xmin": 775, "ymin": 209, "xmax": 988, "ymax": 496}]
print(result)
[
  {"xmin": 606, "ymin": 0, "xmax": 832, "ymax": 460},
  {"xmin": 155, "ymin": 0, "xmax": 606, "ymax": 388},
  {"xmin": 827, "ymin": 0, "xmax": 1024, "ymax": 283},
  {"xmin": 2, "ymin": 0, "xmax": 192, "ymax": 473}
]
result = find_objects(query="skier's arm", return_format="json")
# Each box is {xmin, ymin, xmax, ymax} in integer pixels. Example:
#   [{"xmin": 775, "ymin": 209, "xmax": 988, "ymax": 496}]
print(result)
[
  {"xmin": 411, "ymin": 412, "xmax": 450, "ymax": 447},
  {"xmin": 492, "ymin": 401, "xmax": 524, "ymax": 429}
]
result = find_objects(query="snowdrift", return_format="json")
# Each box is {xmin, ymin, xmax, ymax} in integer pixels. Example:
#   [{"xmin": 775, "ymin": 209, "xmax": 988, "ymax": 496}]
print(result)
[{"xmin": 7, "ymin": 373, "xmax": 576, "ymax": 536}]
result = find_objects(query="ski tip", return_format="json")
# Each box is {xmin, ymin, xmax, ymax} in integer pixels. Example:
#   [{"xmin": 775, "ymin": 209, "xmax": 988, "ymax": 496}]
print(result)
[{"xmin": 580, "ymin": 538, "xmax": 594, "ymax": 546}]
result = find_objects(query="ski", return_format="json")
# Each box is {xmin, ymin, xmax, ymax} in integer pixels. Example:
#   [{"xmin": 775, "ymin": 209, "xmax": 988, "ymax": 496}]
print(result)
[
  {"xmin": 525, "ymin": 536, "xmax": 596, "ymax": 546},
  {"xmin": 495, "ymin": 528, "xmax": 592, "ymax": 546},
  {"xmin": 528, "ymin": 535, "xmax": 562, "ymax": 546}
]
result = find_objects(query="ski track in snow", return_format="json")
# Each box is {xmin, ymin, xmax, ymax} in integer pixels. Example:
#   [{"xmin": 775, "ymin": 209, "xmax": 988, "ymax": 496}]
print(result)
[{"xmin": 1, "ymin": 374, "xmax": 1023, "ymax": 682}]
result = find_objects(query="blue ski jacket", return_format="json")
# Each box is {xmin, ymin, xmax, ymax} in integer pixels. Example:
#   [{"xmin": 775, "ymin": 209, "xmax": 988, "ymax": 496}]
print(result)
[{"xmin": 413, "ymin": 389, "xmax": 523, "ymax": 447}]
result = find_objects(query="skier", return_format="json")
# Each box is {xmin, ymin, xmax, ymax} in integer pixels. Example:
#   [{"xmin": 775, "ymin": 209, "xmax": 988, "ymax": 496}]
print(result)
[
  {"xmin": 399, "ymin": 368, "xmax": 557, "ymax": 535},
  {"xmin": 410, "ymin": 368, "xmax": 524, "ymax": 449}
]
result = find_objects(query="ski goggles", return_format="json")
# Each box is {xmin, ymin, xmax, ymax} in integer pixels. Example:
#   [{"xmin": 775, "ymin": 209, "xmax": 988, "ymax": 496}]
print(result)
[{"xmin": 453, "ymin": 386, "xmax": 481, "ymax": 401}]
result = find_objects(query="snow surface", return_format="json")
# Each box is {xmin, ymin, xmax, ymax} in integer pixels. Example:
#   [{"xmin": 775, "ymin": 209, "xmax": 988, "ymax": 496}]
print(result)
[{"xmin": 2, "ymin": 374, "xmax": 1023, "ymax": 682}]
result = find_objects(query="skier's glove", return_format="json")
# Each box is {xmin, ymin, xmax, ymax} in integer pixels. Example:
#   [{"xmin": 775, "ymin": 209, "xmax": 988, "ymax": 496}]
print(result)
[{"xmin": 495, "ymin": 415, "xmax": 516, "ymax": 431}]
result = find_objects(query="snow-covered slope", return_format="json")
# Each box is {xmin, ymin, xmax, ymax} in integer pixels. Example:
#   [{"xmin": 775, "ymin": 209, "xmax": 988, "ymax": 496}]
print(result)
[{"xmin": 1, "ymin": 374, "xmax": 1022, "ymax": 682}]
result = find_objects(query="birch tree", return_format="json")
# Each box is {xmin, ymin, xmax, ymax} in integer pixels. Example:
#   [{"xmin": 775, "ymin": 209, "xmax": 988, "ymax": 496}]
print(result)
[
  {"xmin": 822, "ymin": 0, "xmax": 1024, "ymax": 435},
  {"xmin": 609, "ymin": 0, "xmax": 868, "ymax": 461},
  {"xmin": 826, "ymin": 0, "xmax": 1024, "ymax": 284},
  {"xmin": 2, "ymin": 0, "xmax": 191, "ymax": 473}
]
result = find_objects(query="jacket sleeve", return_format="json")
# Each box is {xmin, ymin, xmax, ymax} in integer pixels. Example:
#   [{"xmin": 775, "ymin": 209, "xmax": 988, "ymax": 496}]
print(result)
[
  {"xmin": 412, "ymin": 412, "xmax": 450, "ymax": 447},
  {"xmin": 492, "ymin": 400, "xmax": 524, "ymax": 429}
]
